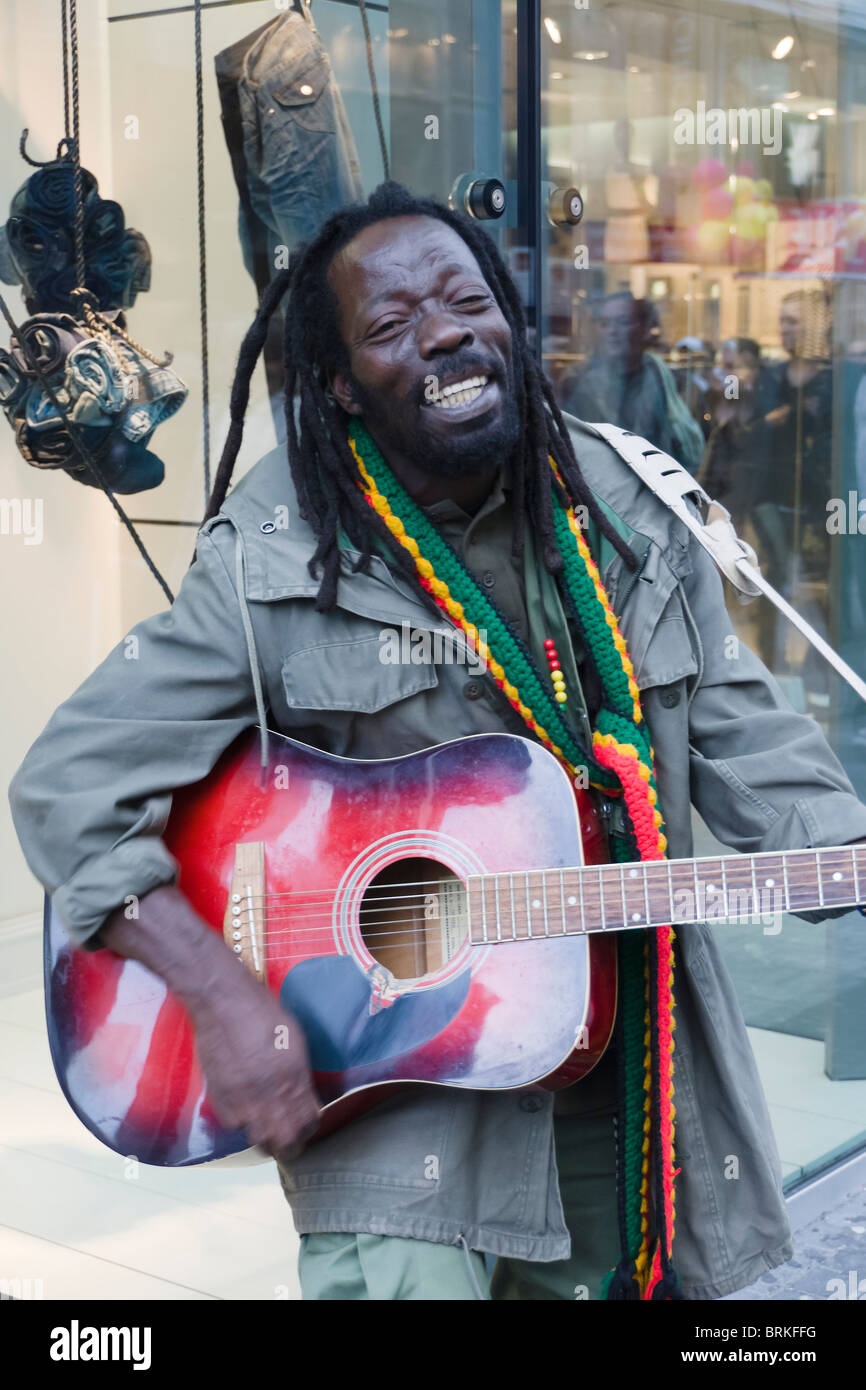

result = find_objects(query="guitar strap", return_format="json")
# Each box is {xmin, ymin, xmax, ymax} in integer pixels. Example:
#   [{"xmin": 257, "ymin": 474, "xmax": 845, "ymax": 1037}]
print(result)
[{"xmin": 583, "ymin": 421, "xmax": 866, "ymax": 708}]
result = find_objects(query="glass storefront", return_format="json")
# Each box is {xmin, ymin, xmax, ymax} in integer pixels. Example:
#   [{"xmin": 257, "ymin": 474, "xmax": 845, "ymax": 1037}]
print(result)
[{"xmin": 3, "ymin": 0, "xmax": 866, "ymax": 1194}]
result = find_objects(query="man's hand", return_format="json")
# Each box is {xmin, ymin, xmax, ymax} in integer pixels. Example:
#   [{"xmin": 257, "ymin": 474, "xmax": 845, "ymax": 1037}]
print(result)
[
  {"xmin": 183, "ymin": 966, "xmax": 320, "ymax": 1160},
  {"xmin": 100, "ymin": 885, "xmax": 320, "ymax": 1160}
]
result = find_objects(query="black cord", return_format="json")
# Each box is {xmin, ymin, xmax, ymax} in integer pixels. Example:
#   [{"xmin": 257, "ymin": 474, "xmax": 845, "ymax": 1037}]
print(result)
[
  {"xmin": 68, "ymin": 0, "xmax": 86, "ymax": 289},
  {"xmin": 193, "ymin": 0, "xmax": 211, "ymax": 501},
  {"xmin": 193, "ymin": 2, "xmax": 211, "ymax": 500},
  {"xmin": 357, "ymin": 0, "xmax": 388, "ymax": 180},
  {"xmin": 61, "ymin": 0, "xmax": 71, "ymax": 140}
]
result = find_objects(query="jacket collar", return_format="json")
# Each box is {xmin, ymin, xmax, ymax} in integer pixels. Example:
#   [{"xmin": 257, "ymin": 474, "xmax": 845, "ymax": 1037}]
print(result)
[{"xmin": 206, "ymin": 413, "xmax": 686, "ymax": 624}]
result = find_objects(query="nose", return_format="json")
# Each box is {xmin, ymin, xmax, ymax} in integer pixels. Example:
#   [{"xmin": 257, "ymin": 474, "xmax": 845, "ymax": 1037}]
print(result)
[{"xmin": 417, "ymin": 310, "xmax": 475, "ymax": 360}]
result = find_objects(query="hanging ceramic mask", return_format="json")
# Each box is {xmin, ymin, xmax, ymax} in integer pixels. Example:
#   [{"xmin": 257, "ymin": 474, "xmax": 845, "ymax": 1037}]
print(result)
[
  {"xmin": 0, "ymin": 159, "xmax": 151, "ymax": 314},
  {"xmin": 0, "ymin": 311, "xmax": 187, "ymax": 493}
]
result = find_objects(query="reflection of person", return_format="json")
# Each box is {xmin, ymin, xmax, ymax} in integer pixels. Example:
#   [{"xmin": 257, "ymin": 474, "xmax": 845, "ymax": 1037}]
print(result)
[
  {"xmin": 11, "ymin": 183, "xmax": 866, "ymax": 1302},
  {"xmin": 746, "ymin": 290, "xmax": 835, "ymax": 697},
  {"xmin": 699, "ymin": 338, "xmax": 773, "ymax": 531},
  {"xmin": 671, "ymin": 336, "xmax": 715, "ymax": 441},
  {"xmin": 563, "ymin": 292, "xmax": 705, "ymax": 471},
  {"xmin": 755, "ymin": 290, "xmax": 834, "ymax": 587}
]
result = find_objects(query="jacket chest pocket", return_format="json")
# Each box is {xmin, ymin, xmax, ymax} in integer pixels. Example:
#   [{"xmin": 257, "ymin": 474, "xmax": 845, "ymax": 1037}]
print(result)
[
  {"xmin": 626, "ymin": 593, "xmax": 699, "ymax": 693},
  {"xmin": 281, "ymin": 630, "xmax": 439, "ymax": 716},
  {"xmin": 266, "ymin": 51, "xmax": 336, "ymax": 135}
]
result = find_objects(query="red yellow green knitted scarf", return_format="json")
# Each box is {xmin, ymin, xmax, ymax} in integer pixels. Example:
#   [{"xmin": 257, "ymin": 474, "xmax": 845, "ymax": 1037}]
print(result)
[{"xmin": 348, "ymin": 418, "xmax": 681, "ymax": 1300}]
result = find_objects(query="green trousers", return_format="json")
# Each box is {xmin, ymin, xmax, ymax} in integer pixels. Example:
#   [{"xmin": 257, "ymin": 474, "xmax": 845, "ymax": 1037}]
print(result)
[{"xmin": 297, "ymin": 1110, "xmax": 618, "ymax": 1301}]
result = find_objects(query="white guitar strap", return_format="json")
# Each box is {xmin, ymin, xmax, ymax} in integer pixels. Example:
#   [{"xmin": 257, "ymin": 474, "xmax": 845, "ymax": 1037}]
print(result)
[{"xmin": 586, "ymin": 421, "xmax": 866, "ymax": 707}]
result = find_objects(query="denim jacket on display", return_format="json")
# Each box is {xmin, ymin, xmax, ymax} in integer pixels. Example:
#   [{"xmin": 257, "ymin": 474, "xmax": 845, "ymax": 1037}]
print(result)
[
  {"xmin": 11, "ymin": 414, "xmax": 866, "ymax": 1299},
  {"xmin": 215, "ymin": 4, "xmax": 363, "ymax": 285}
]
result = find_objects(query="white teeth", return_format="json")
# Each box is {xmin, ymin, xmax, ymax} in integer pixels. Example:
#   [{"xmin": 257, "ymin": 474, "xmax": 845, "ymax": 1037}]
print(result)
[{"xmin": 429, "ymin": 375, "xmax": 489, "ymax": 409}]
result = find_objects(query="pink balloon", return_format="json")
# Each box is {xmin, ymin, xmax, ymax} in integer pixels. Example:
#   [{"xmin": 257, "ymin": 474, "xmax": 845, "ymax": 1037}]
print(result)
[
  {"xmin": 702, "ymin": 186, "xmax": 735, "ymax": 219},
  {"xmin": 692, "ymin": 157, "xmax": 728, "ymax": 191}
]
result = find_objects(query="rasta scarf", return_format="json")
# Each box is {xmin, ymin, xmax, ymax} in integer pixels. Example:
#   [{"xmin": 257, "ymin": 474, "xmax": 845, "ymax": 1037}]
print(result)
[{"xmin": 348, "ymin": 418, "xmax": 682, "ymax": 1300}]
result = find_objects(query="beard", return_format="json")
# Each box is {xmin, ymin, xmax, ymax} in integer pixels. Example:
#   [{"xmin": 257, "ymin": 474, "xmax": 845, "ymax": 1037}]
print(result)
[{"xmin": 345, "ymin": 355, "xmax": 521, "ymax": 479}]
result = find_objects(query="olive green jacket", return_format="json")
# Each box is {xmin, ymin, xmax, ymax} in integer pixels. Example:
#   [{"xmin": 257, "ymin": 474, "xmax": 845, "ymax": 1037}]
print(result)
[{"xmin": 11, "ymin": 414, "xmax": 866, "ymax": 1298}]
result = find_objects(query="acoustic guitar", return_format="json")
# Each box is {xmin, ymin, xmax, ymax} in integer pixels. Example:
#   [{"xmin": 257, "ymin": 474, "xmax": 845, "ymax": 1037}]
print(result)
[{"xmin": 44, "ymin": 727, "xmax": 865, "ymax": 1165}]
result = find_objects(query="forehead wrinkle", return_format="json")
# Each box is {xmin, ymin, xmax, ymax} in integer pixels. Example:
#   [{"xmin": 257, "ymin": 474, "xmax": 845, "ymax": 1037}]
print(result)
[{"xmin": 328, "ymin": 223, "xmax": 486, "ymax": 344}]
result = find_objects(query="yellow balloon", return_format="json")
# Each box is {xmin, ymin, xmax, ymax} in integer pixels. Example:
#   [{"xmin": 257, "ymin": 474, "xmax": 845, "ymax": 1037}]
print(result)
[
  {"xmin": 697, "ymin": 219, "xmax": 731, "ymax": 257},
  {"xmin": 732, "ymin": 176, "xmax": 755, "ymax": 205},
  {"xmin": 734, "ymin": 203, "xmax": 766, "ymax": 239}
]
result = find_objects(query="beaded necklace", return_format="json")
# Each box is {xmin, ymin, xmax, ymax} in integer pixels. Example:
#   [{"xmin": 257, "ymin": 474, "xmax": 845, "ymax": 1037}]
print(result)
[{"xmin": 348, "ymin": 418, "xmax": 681, "ymax": 1299}]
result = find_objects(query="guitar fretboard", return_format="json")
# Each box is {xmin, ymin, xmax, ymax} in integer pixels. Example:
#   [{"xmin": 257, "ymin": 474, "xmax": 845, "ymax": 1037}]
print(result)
[{"xmin": 465, "ymin": 844, "xmax": 865, "ymax": 944}]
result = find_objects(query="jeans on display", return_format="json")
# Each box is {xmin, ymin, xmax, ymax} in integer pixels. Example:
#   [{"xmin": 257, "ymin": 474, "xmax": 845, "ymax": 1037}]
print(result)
[{"xmin": 215, "ymin": 5, "xmax": 364, "ymax": 433}]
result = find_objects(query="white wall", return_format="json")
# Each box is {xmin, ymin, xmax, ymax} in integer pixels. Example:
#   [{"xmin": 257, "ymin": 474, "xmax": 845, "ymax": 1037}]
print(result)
[{"xmin": 0, "ymin": 0, "xmax": 122, "ymax": 929}]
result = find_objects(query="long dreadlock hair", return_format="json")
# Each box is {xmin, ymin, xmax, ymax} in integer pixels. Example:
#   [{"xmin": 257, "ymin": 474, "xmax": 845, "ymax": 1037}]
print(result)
[{"xmin": 203, "ymin": 180, "xmax": 636, "ymax": 615}]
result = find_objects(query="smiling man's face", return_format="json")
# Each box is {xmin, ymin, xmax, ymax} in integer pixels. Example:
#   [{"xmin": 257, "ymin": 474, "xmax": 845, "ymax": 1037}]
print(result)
[{"xmin": 327, "ymin": 215, "xmax": 520, "ymax": 480}]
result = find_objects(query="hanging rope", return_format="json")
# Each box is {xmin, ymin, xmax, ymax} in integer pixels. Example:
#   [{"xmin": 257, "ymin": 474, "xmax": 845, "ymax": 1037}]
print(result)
[
  {"xmin": 61, "ymin": 0, "xmax": 71, "ymax": 143},
  {"xmin": 68, "ymin": 0, "xmax": 86, "ymax": 290},
  {"xmin": 357, "ymin": 0, "xmax": 389, "ymax": 180},
  {"xmin": 193, "ymin": 0, "xmax": 211, "ymax": 500}
]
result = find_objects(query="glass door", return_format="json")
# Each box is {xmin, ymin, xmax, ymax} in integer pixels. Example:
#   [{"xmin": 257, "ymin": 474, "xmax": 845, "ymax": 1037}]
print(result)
[{"xmin": 537, "ymin": 0, "xmax": 866, "ymax": 1188}]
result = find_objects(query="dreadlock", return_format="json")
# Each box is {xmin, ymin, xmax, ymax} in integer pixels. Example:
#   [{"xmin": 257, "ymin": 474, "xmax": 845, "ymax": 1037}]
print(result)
[{"xmin": 203, "ymin": 179, "xmax": 637, "ymax": 613}]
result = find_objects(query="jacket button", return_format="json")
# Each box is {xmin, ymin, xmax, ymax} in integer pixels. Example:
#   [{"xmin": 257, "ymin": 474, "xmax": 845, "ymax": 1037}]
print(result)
[
  {"xmin": 481, "ymin": 570, "xmax": 496, "ymax": 589},
  {"xmin": 519, "ymin": 1094, "xmax": 544, "ymax": 1113},
  {"xmin": 659, "ymin": 686, "xmax": 681, "ymax": 708},
  {"xmin": 464, "ymin": 680, "xmax": 483, "ymax": 700}
]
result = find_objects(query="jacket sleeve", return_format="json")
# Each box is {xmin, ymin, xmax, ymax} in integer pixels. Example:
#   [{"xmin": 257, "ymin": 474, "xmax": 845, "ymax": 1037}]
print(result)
[
  {"xmin": 681, "ymin": 533, "xmax": 866, "ymax": 882},
  {"xmin": 8, "ymin": 522, "xmax": 259, "ymax": 950}
]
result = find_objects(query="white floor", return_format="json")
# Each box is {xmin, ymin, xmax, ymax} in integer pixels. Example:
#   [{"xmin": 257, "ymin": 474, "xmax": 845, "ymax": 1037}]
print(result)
[
  {"xmin": 0, "ymin": 920, "xmax": 300, "ymax": 1301},
  {"xmin": 2, "ymin": 918, "xmax": 866, "ymax": 1300}
]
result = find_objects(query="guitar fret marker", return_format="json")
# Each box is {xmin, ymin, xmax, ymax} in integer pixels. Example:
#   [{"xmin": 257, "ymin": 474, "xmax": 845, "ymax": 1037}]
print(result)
[
  {"xmin": 817, "ymin": 850, "xmax": 825, "ymax": 907},
  {"xmin": 765, "ymin": 878, "xmax": 775, "ymax": 888},
  {"xmin": 568, "ymin": 895, "xmax": 577, "ymax": 906},
  {"xmin": 832, "ymin": 871, "xmax": 843, "ymax": 882}
]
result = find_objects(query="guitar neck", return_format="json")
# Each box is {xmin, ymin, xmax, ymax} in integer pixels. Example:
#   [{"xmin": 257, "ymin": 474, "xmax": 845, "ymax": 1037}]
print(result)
[{"xmin": 465, "ymin": 844, "xmax": 866, "ymax": 945}]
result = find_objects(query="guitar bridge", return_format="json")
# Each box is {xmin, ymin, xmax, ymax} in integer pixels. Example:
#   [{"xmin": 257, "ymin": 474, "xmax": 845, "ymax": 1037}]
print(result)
[{"xmin": 223, "ymin": 842, "xmax": 266, "ymax": 984}]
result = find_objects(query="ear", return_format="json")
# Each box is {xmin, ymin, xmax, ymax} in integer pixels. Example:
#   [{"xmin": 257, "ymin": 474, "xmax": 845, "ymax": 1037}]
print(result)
[{"xmin": 330, "ymin": 370, "xmax": 362, "ymax": 417}]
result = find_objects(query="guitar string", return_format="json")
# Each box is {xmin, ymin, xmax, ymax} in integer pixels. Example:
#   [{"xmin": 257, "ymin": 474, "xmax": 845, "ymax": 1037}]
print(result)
[
  {"xmin": 219, "ymin": 880, "xmax": 858, "ymax": 948},
  {"xmin": 211, "ymin": 839, "xmax": 861, "ymax": 906},
  {"xmin": 214, "ymin": 857, "xmax": 854, "ymax": 918},
  {"xmin": 227, "ymin": 852, "xmax": 853, "ymax": 907},
  {"xmin": 224, "ymin": 898, "xmax": 834, "ymax": 969}
]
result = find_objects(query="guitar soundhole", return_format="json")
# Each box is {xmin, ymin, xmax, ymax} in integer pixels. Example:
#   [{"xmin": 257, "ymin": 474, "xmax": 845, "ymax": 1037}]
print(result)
[{"xmin": 359, "ymin": 857, "xmax": 468, "ymax": 981}]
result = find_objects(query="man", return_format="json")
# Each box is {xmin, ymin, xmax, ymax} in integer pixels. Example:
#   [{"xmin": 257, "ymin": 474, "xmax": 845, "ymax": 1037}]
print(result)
[
  {"xmin": 563, "ymin": 291, "xmax": 705, "ymax": 472},
  {"xmin": 699, "ymin": 337, "xmax": 774, "ymax": 534},
  {"xmin": 10, "ymin": 182, "xmax": 866, "ymax": 1301}
]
